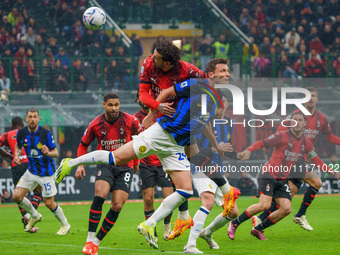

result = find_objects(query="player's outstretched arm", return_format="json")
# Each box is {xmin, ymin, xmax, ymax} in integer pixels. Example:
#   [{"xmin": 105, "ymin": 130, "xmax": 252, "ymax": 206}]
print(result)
[
  {"xmin": 309, "ymin": 152, "xmax": 340, "ymax": 179},
  {"xmin": 0, "ymin": 148, "xmax": 13, "ymax": 160},
  {"xmin": 325, "ymin": 133, "xmax": 340, "ymax": 145}
]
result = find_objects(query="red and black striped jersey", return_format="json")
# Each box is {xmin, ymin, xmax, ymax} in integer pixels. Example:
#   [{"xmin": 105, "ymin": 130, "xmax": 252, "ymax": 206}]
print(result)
[
  {"xmin": 278, "ymin": 109, "xmax": 331, "ymax": 145},
  {"xmin": 81, "ymin": 112, "xmax": 142, "ymax": 168},
  {"xmin": 0, "ymin": 129, "xmax": 28, "ymax": 167},
  {"xmin": 133, "ymin": 110, "xmax": 162, "ymax": 167},
  {"xmin": 139, "ymin": 56, "xmax": 206, "ymax": 105},
  {"xmin": 262, "ymin": 129, "xmax": 314, "ymax": 180}
]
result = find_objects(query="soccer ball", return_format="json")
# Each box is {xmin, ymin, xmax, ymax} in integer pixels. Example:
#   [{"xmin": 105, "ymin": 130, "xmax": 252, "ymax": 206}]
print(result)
[{"xmin": 82, "ymin": 7, "xmax": 106, "ymax": 30}]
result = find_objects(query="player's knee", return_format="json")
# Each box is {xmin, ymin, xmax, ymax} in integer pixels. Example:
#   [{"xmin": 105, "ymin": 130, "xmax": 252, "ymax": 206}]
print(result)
[
  {"xmin": 200, "ymin": 192, "xmax": 214, "ymax": 211},
  {"xmin": 111, "ymin": 202, "xmax": 124, "ymax": 212},
  {"xmin": 312, "ymin": 180, "xmax": 322, "ymax": 190},
  {"xmin": 259, "ymin": 203, "xmax": 271, "ymax": 211},
  {"xmin": 143, "ymin": 196, "xmax": 154, "ymax": 208},
  {"xmin": 281, "ymin": 206, "xmax": 292, "ymax": 216},
  {"xmin": 12, "ymin": 190, "xmax": 22, "ymax": 203}
]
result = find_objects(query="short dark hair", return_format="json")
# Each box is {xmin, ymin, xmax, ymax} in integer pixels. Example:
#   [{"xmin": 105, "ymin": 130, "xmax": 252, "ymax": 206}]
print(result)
[
  {"xmin": 103, "ymin": 92, "xmax": 119, "ymax": 102},
  {"xmin": 11, "ymin": 116, "xmax": 24, "ymax": 129},
  {"xmin": 26, "ymin": 108, "xmax": 39, "ymax": 116},
  {"xmin": 156, "ymin": 41, "xmax": 181, "ymax": 65},
  {"xmin": 291, "ymin": 111, "xmax": 306, "ymax": 120},
  {"xmin": 306, "ymin": 86, "xmax": 318, "ymax": 95},
  {"xmin": 205, "ymin": 58, "xmax": 228, "ymax": 73}
]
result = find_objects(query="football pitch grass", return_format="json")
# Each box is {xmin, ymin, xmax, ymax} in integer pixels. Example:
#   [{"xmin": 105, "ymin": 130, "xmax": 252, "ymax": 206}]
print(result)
[{"xmin": 1, "ymin": 195, "xmax": 340, "ymax": 255}]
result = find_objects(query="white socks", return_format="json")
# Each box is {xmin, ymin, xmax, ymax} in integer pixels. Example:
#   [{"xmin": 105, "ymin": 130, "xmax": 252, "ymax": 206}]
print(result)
[
  {"xmin": 187, "ymin": 206, "xmax": 210, "ymax": 247},
  {"xmin": 178, "ymin": 209, "xmax": 190, "ymax": 221},
  {"xmin": 18, "ymin": 197, "xmax": 39, "ymax": 218},
  {"xmin": 219, "ymin": 182, "xmax": 231, "ymax": 195},
  {"xmin": 93, "ymin": 237, "xmax": 101, "ymax": 246},
  {"xmin": 69, "ymin": 150, "xmax": 111, "ymax": 168},
  {"xmin": 146, "ymin": 190, "xmax": 192, "ymax": 227},
  {"xmin": 205, "ymin": 213, "xmax": 230, "ymax": 235},
  {"xmin": 86, "ymin": 232, "xmax": 96, "ymax": 243},
  {"xmin": 53, "ymin": 205, "xmax": 69, "ymax": 226}
]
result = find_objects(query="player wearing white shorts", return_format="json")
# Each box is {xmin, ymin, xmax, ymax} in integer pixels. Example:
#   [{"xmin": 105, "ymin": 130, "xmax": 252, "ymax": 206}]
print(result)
[
  {"xmin": 12, "ymin": 108, "xmax": 70, "ymax": 235},
  {"xmin": 55, "ymin": 59, "xmax": 240, "ymax": 250}
]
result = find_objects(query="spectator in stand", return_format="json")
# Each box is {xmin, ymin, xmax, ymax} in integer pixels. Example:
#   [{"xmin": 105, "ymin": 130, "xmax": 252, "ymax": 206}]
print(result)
[
  {"xmin": 10, "ymin": 27, "xmax": 20, "ymax": 43},
  {"xmin": 322, "ymin": 47, "xmax": 333, "ymax": 77},
  {"xmin": 272, "ymin": 25, "xmax": 285, "ymax": 41},
  {"xmin": 248, "ymin": 25, "xmax": 261, "ymax": 45},
  {"xmin": 307, "ymin": 26, "xmax": 319, "ymax": 41},
  {"xmin": 8, "ymin": 8, "xmax": 19, "ymax": 27},
  {"xmin": 239, "ymin": 8, "xmax": 253, "ymax": 25},
  {"xmin": 267, "ymin": 0, "xmax": 280, "ymax": 22},
  {"xmin": 73, "ymin": 59, "xmax": 87, "ymax": 91},
  {"xmin": 45, "ymin": 48, "xmax": 55, "ymax": 67},
  {"xmin": 0, "ymin": 0, "xmax": 13, "ymax": 16},
  {"xmin": 258, "ymin": 36, "xmax": 271, "ymax": 55},
  {"xmin": 0, "ymin": 60, "xmax": 10, "ymax": 99},
  {"xmin": 180, "ymin": 37, "xmax": 192, "ymax": 63},
  {"xmin": 115, "ymin": 45, "xmax": 133, "ymax": 90},
  {"xmin": 325, "ymin": 0, "xmax": 339, "ymax": 18},
  {"xmin": 14, "ymin": 0, "xmax": 26, "ymax": 13},
  {"xmin": 305, "ymin": 49, "xmax": 324, "ymax": 77},
  {"xmin": 1, "ymin": 189, "xmax": 13, "ymax": 203},
  {"xmin": 284, "ymin": 37, "xmax": 298, "ymax": 54},
  {"xmin": 294, "ymin": 0, "xmax": 305, "ymax": 19},
  {"xmin": 27, "ymin": 58, "xmax": 37, "ymax": 92},
  {"xmin": 151, "ymin": 35, "xmax": 165, "ymax": 54},
  {"xmin": 48, "ymin": 37, "xmax": 59, "ymax": 56},
  {"xmin": 98, "ymin": 29, "xmax": 110, "ymax": 49},
  {"xmin": 18, "ymin": 36, "xmax": 32, "ymax": 52},
  {"xmin": 320, "ymin": 24, "xmax": 335, "ymax": 49},
  {"xmin": 254, "ymin": 6, "xmax": 266, "ymax": 28},
  {"xmin": 309, "ymin": 36, "xmax": 324, "ymax": 54},
  {"xmin": 15, "ymin": 16, "xmax": 27, "ymax": 36},
  {"xmin": 25, "ymin": 26, "xmax": 36, "ymax": 47},
  {"xmin": 42, "ymin": 58, "xmax": 53, "ymax": 91},
  {"xmin": 53, "ymin": 58, "xmax": 69, "ymax": 92},
  {"xmin": 316, "ymin": 6, "xmax": 326, "ymax": 21},
  {"xmin": 297, "ymin": 25, "xmax": 308, "ymax": 41},
  {"xmin": 0, "ymin": 26, "xmax": 9, "ymax": 46},
  {"xmin": 11, "ymin": 59, "xmax": 21, "ymax": 91},
  {"xmin": 81, "ymin": 29, "xmax": 94, "ymax": 56},
  {"xmin": 72, "ymin": 20, "xmax": 84, "ymax": 56},
  {"xmin": 130, "ymin": 34, "xmax": 143, "ymax": 77},
  {"xmin": 199, "ymin": 37, "xmax": 213, "ymax": 72},
  {"xmin": 316, "ymin": 18, "xmax": 325, "ymax": 33},
  {"xmin": 38, "ymin": 27, "xmax": 48, "ymax": 46},
  {"xmin": 33, "ymin": 35, "xmax": 45, "ymax": 57},
  {"xmin": 27, "ymin": 17, "xmax": 38, "ymax": 32},
  {"xmin": 103, "ymin": 45, "xmax": 113, "ymax": 68},
  {"xmin": 1, "ymin": 15, "xmax": 12, "ymax": 32},
  {"xmin": 253, "ymin": 53, "xmax": 271, "ymax": 77},
  {"xmin": 56, "ymin": 2, "xmax": 73, "ymax": 37},
  {"xmin": 14, "ymin": 46, "xmax": 27, "ymax": 67},
  {"xmin": 271, "ymin": 36, "xmax": 284, "ymax": 54},
  {"xmin": 301, "ymin": 3, "xmax": 316, "ymax": 24},
  {"xmin": 54, "ymin": 47, "xmax": 70, "ymax": 70},
  {"xmin": 212, "ymin": 34, "xmax": 229, "ymax": 59},
  {"xmin": 238, "ymin": 172, "xmax": 255, "ymax": 196},
  {"xmin": 105, "ymin": 59, "xmax": 120, "ymax": 91},
  {"xmin": 285, "ymin": 28, "xmax": 300, "ymax": 49},
  {"xmin": 88, "ymin": 40, "xmax": 102, "ymax": 73},
  {"xmin": 333, "ymin": 37, "xmax": 340, "ymax": 55}
]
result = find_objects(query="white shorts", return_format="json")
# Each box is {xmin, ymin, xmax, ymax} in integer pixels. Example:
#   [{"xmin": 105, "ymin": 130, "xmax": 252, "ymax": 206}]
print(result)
[
  {"xmin": 16, "ymin": 170, "xmax": 57, "ymax": 197},
  {"xmin": 133, "ymin": 122, "xmax": 190, "ymax": 172},
  {"xmin": 192, "ymin": 171, "xmax": 224, "ymax": 207}
]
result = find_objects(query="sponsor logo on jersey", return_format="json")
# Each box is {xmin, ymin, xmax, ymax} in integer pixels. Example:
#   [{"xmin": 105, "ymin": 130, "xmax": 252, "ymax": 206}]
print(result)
[{"xmin": 138, "ymin": 145, "xmax": 147, "ymax": 153}]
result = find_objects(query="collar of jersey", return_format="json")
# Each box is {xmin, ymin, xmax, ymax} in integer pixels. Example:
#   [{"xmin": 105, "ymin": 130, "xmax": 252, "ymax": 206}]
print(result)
[
  {"xmin": 27, "ymin": 125, "xmax": 40, "ymax": 135},
  {"xmin": 103, "ymin": 112, "xmax": 120, "ymax": 125}
]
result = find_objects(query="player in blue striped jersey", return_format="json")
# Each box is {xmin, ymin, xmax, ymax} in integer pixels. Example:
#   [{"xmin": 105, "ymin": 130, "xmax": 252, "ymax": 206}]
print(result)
[
  {"xmin": 55, "ymin": 59, "xmax": 238, "ymax": 249},
  {"xmin": 12, "ymin": 108, "xmax": 70, "ymax": 235}
]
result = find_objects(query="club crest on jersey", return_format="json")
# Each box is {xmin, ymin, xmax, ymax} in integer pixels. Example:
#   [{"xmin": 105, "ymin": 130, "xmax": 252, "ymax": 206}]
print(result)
[
  {"xmin": 317, "ymin": 120, "xmax": 320, "ymax": 128},
  {"xmin": 138, "ymin": 145, "xmax": 147, "ymax": 153},
  {"xmin": 97, "ymin": 170, "xmax": 102, "ymax": 176},
  {"xmin": 266, "ymin": 184, "xmax": 270, "ymax": 192},
  {"xmin": 37, "ymin": 142, "xmax": 43, "ymax": 149},
  {"xmin": 120, "ymin": 127, "xmax": 124, "ymax": 135}
]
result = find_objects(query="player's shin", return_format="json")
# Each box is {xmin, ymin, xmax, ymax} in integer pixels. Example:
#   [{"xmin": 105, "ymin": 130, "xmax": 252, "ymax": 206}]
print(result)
[
  {"xmin": 146, "ymin": 190, "xmax": 193, "ymax": 227},
  {"xmin": 205, "ymin": 213, "xmax": 232, "ymax": 234},
  {"xmin": 18, "ymin": 197, "xmax": 39, "ymax": 218},
  {"xmin": 52, "ymin": 204, "xmax": 69, "ymax": 226},
  {"xmin": 87, "ymin": 196, "xmax": 105, "ymax": 242},
  {"xmin": 68, "ymin": 150, "xmax": 113, "ymax": 168},
  {"xmin": 187, "ymin": 207, "xmax": 209, "ymax": 247}
]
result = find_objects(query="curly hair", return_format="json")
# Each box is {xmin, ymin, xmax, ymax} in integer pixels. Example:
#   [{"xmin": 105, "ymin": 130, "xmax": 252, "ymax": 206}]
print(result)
[
  {"xmin": 104, "ymin": 92, "xmax": 119, "ymax": 102},
  {"xmin": 205, "ymin": 58, "xmax": 228, "ymax": 73},
  {"xmin": 155, "ymin": 41, "xmax": 181, "ymax": 65}
]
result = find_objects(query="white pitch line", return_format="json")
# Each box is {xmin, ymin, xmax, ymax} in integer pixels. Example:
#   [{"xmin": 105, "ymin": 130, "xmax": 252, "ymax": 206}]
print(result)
[{"xmin": 0, "ymin": 240, "xmax": 186, "ymax": 254}]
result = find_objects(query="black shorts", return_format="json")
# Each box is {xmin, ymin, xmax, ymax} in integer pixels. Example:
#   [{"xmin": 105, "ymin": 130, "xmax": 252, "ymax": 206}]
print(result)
[
  {"xmin": 288, "ymin": 159, "xmax": 308, "ymax": 189},
  {"xmin": 12, "ymin": 163, "xmax": 29, "ymax": 186},
  {"xmin": 96, "ymin": 164, "xmax": 133, "ymax": 193},
  {"xmin": 257, "ymin": 173, "xmax": 291, "ymax": 200},
  {"xmin": 139, "ymin": 163, "xmax": 172, "ymax": 190}
]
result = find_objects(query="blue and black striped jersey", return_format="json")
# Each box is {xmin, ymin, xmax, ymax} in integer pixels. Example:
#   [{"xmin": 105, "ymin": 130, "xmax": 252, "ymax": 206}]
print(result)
[
  {"xmin": 17, "ymin": 125, "xmax": 56, "ymax": 177},
  {"xmin": 157, "ymin": 79, "xmax": 223, "ymax": 146},
  {"xmin": 196, "ymin": 117, "xmax": 236, "ymax": 167}
]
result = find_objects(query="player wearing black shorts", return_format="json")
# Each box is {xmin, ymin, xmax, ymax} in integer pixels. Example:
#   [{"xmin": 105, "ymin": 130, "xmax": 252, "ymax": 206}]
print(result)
[
  {"xmin": 227, "ymin": 112, "xmax": 338, "ymax": 241},
  {"xmin": 74, "ymin": 92, "xmax": 142, "ymax": 255},
  {"xmin": 134, "ymin": 93, "xmax": 173, "ymax": 240},
  {"xmin": 0, "ymin": 116, "xmax": 42, "ymax": 233}
]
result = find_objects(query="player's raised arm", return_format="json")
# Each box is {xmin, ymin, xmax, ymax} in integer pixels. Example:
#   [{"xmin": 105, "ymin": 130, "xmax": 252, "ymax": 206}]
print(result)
[{"xmin": 202, "ymin": 122, "xmax": 233, "ymax": 156}]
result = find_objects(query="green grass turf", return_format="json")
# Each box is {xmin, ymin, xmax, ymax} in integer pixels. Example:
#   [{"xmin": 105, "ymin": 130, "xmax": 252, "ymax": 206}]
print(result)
[{"xmin": 1, "ymin": 196, "xmax": 340, "ymax": 254}]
